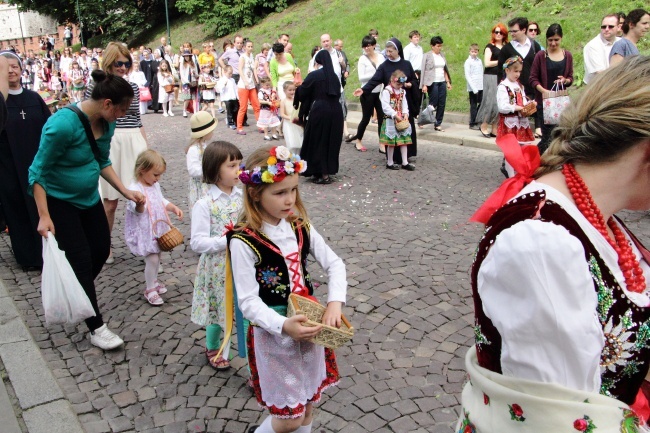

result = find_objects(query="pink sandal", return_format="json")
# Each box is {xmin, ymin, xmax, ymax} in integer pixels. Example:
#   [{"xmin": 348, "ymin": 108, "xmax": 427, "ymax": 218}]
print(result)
[
  {"xmin": 154, "ymin": 282, "xmax": 167, "ymax": 294},
  {"xmin": 144, "ymin": 288, "xmax": 163, "ymax": 306},
  {"xmin": 206, "ymin": 349, "xmax": 230, "ymax": 371}
]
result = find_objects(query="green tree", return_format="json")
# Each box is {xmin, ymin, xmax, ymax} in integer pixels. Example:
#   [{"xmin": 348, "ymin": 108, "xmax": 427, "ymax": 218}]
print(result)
[
  {"xmin": 11, "ymin": 0, "xmax": 171, "ymax": 45},
  {"xmin": 176, "ymin": 0, "xmax": 288, "ymax": 37}
]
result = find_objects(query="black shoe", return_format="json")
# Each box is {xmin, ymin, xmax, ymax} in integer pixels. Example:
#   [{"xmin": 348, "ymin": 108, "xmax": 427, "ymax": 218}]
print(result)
[
  {"xmin": 401, "ymin": 164, "xmax": 416, "ymax": 171},
  {"xmin": 500, "ymin": 161, "xmax": 509, "ymax": 179},
  {"xmin": 247, "ymin": 427, "xmax": 259, "ymax": 433},
  {"xmin": 480, "ymin": 130, "xmax": 491, "ymax": 138},
  {"xmin": 489, "ymin": 133, "xmax": 497, "ymax": 138},
  {"xmin": 243, "ymin": 122, "xmax": 249, "ymax": 127},
  {"xmin": 313, "ymin": 176, "xmax": 333, "ymax": 184},
  {"xmin": 344, "ymin": 134, "xmax": 356, "ymax": 143},
  {"xmin": 386, "ymin": 164, "xmax": 400, "ymax": 170}
]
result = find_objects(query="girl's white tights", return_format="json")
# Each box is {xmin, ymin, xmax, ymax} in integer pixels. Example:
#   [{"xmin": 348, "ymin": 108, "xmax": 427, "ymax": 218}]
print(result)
[
  {"xmin": 254, "ymin": 416, "xmax": 312, "ymax": 433},
  {"xmin": 144, "ymin": 253, "xmax": 160, "ymax": 290},
  {"xmin": 386, "ymin": 145, "xmax": 408, "ymax": 166}
]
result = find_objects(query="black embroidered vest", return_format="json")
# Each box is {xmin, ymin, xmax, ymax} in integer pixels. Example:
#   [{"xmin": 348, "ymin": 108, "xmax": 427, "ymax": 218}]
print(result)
[
  {"xmin": 471, "ymin": 190, "xmax": 650, "ymax": 404},
  {"xmin": 227, "ymin": 221, "xmax": 313, "ymax": 308}
]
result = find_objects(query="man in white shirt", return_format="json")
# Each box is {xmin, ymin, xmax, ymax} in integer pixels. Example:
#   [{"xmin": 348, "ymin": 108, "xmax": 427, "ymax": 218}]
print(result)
[
  {"xmin": 497, "ymin": 17, "xmax": 541, "ymax": 98},
  {"xmin": 403, "ymin": 30, "xmax": 424, "ymax": 80},
  {"xmin": 583, "ymin": 14, "xmax": 620, "ymax": 85}
]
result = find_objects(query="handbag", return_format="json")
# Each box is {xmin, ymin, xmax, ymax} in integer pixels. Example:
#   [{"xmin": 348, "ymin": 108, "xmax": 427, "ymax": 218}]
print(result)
[
  {"xmin": 418, "ymin": 95, "xmax": 435, "ymax": 126},
  {"xmin": 139, "ymin": 86, "xmax": 152, "ymax": 102},
  {"xmin": 164, "ymin": 84, "xmax": 174, "ymax": 93},
  {"xmin": 543, "ymin": 82, "xmax": 570, "ymax": 125},
  {"xmin": 42, "ymin": 233, "xmax": 96, "ymax": 325}
]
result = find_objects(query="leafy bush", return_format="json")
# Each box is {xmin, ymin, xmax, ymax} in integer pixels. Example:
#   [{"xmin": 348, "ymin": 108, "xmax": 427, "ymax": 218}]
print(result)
[{"xmin": 176, "ymin": 0, "xmax": 289, "ymax": 37}]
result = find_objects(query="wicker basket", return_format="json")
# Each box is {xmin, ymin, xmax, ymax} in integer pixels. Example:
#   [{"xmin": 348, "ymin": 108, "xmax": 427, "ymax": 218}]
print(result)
[
  {"xmin": 204, "ymin": 82, "xmax": 216, "ymax": 89},
  {"xmin": 395, "ymin": 118, "xmax": 410, "ymax": 132},
  {"xmin": 521, "ymin": 101, "xmax": 537, "ymax": 117},
  {"xmin": 153, "ymin": 219, "xmax": 184, "ymax": 251},
  {"xmin": 287, "ymin": 293, "xmax": 354, "ymax": 349}
]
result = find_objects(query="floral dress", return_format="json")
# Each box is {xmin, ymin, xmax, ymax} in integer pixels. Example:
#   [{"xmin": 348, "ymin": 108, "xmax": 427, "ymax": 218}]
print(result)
[{"xmin": 190, "ymin": 186, "xmax": 243, "ymax": 327}]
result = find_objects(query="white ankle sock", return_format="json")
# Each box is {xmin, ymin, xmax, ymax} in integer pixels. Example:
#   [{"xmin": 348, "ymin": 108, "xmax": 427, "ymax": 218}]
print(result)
[{"xmin": 254, "ymin": 416, "xmax": 275, "ymax": 433}]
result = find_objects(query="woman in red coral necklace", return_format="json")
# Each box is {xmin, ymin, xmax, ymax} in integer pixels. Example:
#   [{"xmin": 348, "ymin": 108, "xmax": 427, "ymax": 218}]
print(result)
[{"xmin": 458, "ymin": 56, "xmax": 650, "ymax": 432}]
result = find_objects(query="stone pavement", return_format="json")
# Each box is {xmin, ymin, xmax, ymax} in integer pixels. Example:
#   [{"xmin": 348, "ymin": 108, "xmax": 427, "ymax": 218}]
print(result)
[{"xmin": 1, "ymin": 106, "xmax": 649, "ymax": 433}]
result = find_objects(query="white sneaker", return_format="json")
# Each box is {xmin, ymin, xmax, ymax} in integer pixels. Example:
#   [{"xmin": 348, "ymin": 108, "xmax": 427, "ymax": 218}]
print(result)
[
  {"xmin": 89, "ymin": 324, "xmax": 124, "ymax": 350},
  {"xmin": 163, "ymin": 112, "xmax": 169, "ymax": 117},
  {"xmin": 168, "ymin": 111, "xmax": 175, "ymax": 117}
]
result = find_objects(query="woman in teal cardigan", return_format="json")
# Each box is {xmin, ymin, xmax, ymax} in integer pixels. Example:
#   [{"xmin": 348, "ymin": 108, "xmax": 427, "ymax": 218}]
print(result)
[{"xmin": 29, "ymin": 70, "xmax": 145, "ymax": 351}]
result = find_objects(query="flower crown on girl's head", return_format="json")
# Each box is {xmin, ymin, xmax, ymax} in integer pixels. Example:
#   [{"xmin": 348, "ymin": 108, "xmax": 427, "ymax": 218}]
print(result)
[{"xmin": 238, "ymin": 146, "xmax": 307, "ymax": 185}]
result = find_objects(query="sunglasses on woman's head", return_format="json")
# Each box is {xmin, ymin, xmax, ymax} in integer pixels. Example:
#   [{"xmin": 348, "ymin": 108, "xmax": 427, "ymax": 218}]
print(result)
[{"xmin": 113, "ymin": 61, "xmax": 132, "ymax": 68}]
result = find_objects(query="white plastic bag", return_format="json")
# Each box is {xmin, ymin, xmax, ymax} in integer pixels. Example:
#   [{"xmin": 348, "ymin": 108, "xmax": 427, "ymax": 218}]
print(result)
[{"xmin": 41, "ymin": 233, "xmax": 96, "ymax": 325}]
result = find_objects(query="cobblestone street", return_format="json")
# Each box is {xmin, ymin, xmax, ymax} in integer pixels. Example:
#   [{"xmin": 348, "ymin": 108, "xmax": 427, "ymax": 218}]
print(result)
[{"xmin": 1, "ymin": 110, "xmax": 649, "ymax": 433}]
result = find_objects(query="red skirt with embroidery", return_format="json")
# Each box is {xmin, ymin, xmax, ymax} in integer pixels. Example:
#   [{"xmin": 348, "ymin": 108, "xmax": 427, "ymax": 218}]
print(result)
[
  {"xmin": 496, "ymin": 115, "xmax": 535, "ymax": 144},
  {"xmin": 247, "ymin": 326, "xmax": 340, "ymax": 418}
]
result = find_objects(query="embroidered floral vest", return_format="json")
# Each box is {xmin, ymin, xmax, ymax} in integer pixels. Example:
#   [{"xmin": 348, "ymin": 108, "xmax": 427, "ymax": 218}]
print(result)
[
  {"xmin": 471, "ymin": 190, "xmax": 650, "ymax": 404},
  {"xmin": 227, "ymin": 221, "xmax": 313, "ymax": 307}
]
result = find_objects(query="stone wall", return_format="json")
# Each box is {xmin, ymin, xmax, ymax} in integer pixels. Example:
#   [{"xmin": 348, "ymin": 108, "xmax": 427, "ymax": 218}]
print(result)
[{"xmin": 0, "ymin": 4, "xmax": 79, "ymax": 53}]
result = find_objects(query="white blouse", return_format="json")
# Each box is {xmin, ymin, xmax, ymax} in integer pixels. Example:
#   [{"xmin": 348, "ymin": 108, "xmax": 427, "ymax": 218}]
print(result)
[
  {"xmin": 186, "ymin": 142, "xmax": 207, "ymax": 180},
  {"xmin": 190, "ymin": 185, "xmax": 242, "ymax": 254},
  {"xmin": 380, "ymin": 85, "xmax": 409, "ymax": 119},
  {"xmin": 497, "ymin": 78, "xmax": 529, "ymax": 114},
  {"xmin": 478, "ymin": 181, "xmax": 650, "ymax": 393},
  {"xmin": 358, "ymin": 54, "xmax": 385, "ymax": 93},
  {"xmin": 230, "ymin": 219, "xmax": 347, "ymax": 337}
]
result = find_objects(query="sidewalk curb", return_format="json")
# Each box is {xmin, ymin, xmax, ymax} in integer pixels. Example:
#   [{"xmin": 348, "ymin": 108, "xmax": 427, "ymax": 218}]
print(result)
[{"xmin": 0, "ymin": 278, "xmax": 84, "ymax": 433}]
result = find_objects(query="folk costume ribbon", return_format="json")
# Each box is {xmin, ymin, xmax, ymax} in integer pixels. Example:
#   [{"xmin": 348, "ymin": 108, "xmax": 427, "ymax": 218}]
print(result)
[{"xmin": 470, "ymin": 134, "xmax": 540, "ymax": 224}]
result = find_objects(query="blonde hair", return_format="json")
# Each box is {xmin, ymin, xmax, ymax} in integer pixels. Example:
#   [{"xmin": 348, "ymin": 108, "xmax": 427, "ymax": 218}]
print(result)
[
  {"xmin": 237, "ymin": 146, "xmax": 309, "ymax": 232},
  {"xmin": 535, "ymin": 56, "xmax": 650, "ymax": 178},
  {"xmin": 185, "ymin": 134, "xmax": 213, "ymax": 154},
  {"xmin": 103, "ymin": 42, "xmax": 132, "ymax": 74},
  {"xmin": 134, "ymin": 149, "xmax": 167, "ymax": 180}
]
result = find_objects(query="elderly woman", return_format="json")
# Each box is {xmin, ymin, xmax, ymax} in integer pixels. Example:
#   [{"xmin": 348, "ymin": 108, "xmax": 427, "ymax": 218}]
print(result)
[
  {"xmin": 85, "ymin": 42, "xmax": 149, "ymax": 263},
  {"xmin": 460, "ymin": 56, "xmax": 650, "ymax": 431},
  {"xmin": 0, "ymin": 50, "xmax": 50, "ymax": 269},
  {"xmin": 30, "ymin": 70, "xmax": 144, "ymax": 350}
]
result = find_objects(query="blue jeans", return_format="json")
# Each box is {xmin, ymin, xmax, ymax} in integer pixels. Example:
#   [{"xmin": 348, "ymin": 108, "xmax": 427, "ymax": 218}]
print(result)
[{"xmin": 428, "ymin": 81, "xmax": 447, "ymax": 127}]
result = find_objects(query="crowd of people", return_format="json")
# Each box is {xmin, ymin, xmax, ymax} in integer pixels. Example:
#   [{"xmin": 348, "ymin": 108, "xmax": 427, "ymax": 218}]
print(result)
[{"xmin": 0, "ymin": 7, "xmax": 649, "ymax": 433}]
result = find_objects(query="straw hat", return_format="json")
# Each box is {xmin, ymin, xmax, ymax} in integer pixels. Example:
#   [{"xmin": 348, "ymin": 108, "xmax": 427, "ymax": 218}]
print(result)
[
  {"xmin": 37, "ymin": 90, "xmax": 59, "ymax": 106},
  {"xmin": 190, "ymin": 111, "xmax": 217, "ymax": 138}
]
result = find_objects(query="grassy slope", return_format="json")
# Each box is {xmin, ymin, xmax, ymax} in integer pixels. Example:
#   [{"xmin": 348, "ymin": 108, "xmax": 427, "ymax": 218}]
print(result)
[{"xmin": 141, "ymin": 0, "xmax": 648, "ymax": 111}]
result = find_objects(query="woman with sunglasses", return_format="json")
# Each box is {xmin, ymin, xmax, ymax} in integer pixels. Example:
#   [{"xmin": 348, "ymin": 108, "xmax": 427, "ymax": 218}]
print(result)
[
  {"xmin": 609, "ymin": 8, "xmax": 649, "ymax": 67},
  {"xmin": 477, "ymin": 23, "xmax": 508, "ymax": 138},
  {"xmin": 85, "ymin": 42, "xmax": 149, "ymax": 263}
]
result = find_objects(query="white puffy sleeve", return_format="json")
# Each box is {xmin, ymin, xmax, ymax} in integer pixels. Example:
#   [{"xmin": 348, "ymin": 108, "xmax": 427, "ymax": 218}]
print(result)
[
  {"xmin": 497, "ymin": 83, "xmax": 516, "ymax": 114},
  {"xmin": 478, "ymin": 219, "xmax": 603, "ymax": 393},
  {"xmin": 186, "ymin": 145, "xmax": 202, "ymax": 179}
]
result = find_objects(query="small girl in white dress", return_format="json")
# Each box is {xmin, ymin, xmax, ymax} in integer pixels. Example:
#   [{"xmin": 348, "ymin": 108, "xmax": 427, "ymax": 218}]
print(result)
[
  {"xmin": 186, "ymin": 112, "xmax": 217, "ymax": 211},
  {"xmin": 257, "ymin": 77, "xmax": 281, "ymax": 140},
  {"xmin": 190, "ymin": 141, "xmax": 244, "ymax": 370},
  {"xmin": 125, "ymin": 150, "xmax": 183, "ymax": 306},
  {"xmin": 157, "ymin": 60, "xmax": 175, "ymax": 117},
  {"xmin": 280, "ymin": 81, "xmax": 304, "ymax": 155}
]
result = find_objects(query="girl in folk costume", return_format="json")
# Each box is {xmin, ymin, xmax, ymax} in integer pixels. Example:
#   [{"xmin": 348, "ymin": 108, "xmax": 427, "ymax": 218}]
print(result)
[
  {"xmin": 199, "ymin": 64, "xmax": 218, "ymax": 118},
  {"xmin": 462, "ymin": 56, "xmax": 650, "ymax": 433},
  {"xmin": 157, "ymin": 60, "xmax": 175, "ymax": 117},
  {"xmin": 69, "ymin": 61, "xmax": 86, "ymax": 102},
  {"xmin": 190, "ymin": 142, "xmax": 244, "ymax": 371},
  {"xmin": 228, "ymin": 146, "xmax": 347, "ymax": 433},
  {"xmin": 380, "ymin": 70, "xmax": 415, "ymax": 171},
  {"xmin": 186, "ymin": 112, "xmax": 217, "ymax": 211},
  {"xmin": 257, "ymin": 77, "xmax": 282, "ymax": 141},
  {"xmin": 497, "ymin": 56, "xmax": 536, "ymax": 177},
  {"xmin": 124, "ymin": 150, "xmax": 183, "ymax": 306},
  {"xmin": 279, "ymin": 81, "xmax": 303, "ymax": 155}
]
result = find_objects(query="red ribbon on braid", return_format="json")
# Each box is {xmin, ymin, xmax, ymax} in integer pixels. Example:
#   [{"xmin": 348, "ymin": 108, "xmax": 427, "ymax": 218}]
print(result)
[{"xmin": 470, "ymin": 134, "xmax": 541, "ymax": 224}]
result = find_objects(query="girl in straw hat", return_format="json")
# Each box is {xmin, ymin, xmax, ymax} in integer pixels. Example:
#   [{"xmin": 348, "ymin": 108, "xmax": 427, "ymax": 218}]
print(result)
[{"xmin": 186, "ymin": 111, "xmax": 217, "ymax": 210}]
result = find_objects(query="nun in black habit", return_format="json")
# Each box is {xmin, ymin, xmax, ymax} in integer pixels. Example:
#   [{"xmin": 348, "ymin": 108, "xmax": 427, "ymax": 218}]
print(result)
[
  {"xmin": 0, "ymin": 50, "xmax": 50, "ymax": 268},
  {"xmin": 354, "ymin": 38, "xmax": 419, "ymax": 165},
  {"xmin": 294, "ymin": 49, "xmax": 344, "ymax": 185},
  {"xmin": 140, "ymin": 50, "xmax": 160, "ymax": 112}
]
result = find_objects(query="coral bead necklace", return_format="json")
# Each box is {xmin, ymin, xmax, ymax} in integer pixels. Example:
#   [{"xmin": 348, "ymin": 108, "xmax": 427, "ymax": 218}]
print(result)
[{"xmin": 562, "ymin": 163, "xmax": 646, "ymax": 294}]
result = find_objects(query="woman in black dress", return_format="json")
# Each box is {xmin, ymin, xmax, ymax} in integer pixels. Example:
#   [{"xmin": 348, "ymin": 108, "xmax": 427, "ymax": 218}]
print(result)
[
  {"xmin": 353, "ymin": 38, "xmax": 418, "ymax": 165},
  {"xmin": 295, "ymin": 50, "xmax": 343, "ymax": 185}
]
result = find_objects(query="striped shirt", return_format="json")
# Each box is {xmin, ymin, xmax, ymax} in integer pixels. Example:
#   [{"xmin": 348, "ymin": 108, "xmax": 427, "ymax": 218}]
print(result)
[{"xmin": 84, "ymin": 81, "xmax": 142, "ymax": 128}]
